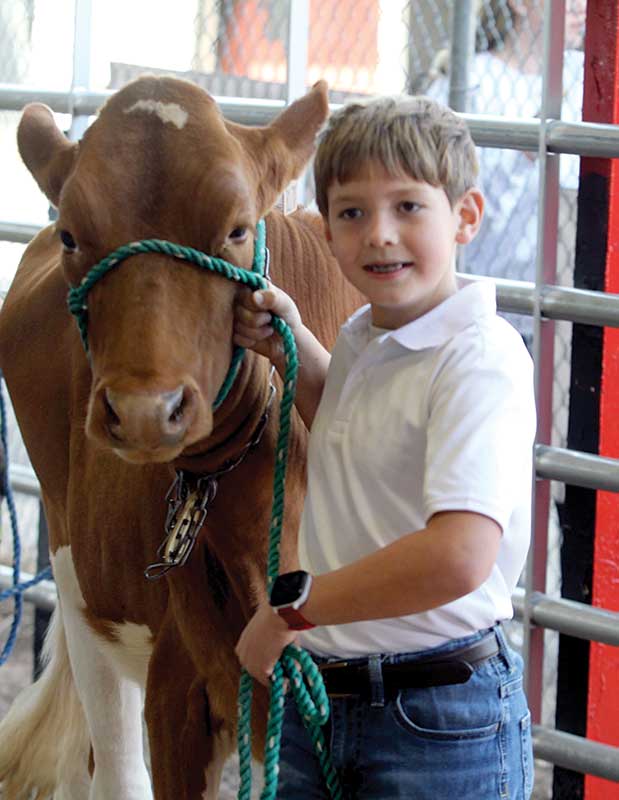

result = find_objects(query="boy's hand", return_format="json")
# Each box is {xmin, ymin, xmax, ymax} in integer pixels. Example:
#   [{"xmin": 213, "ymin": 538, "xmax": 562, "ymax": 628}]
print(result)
[
  {"xmin": 234, "ymin": 283, "xmax": 302, "ymax": 368},
  {"xmin": 235, "ymin": 600, "xmax": 298, "ymax": 686}
]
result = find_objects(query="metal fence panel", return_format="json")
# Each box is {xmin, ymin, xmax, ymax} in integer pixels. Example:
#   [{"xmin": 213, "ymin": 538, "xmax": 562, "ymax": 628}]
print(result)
[{"xmin": 0, "ymin": 2, "xmax": 612, "ymax": 797}]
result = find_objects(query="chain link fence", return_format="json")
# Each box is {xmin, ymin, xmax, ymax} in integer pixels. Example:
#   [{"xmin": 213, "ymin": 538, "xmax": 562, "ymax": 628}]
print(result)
[{"xmin": 0, "ymin": 2, "xmax": 586, "ymax": 798}]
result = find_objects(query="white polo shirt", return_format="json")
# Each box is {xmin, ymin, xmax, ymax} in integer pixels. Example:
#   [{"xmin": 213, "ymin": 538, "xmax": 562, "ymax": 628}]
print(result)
[{"xmin": 298, "ymin": 278, "xmax": 536, "ymax": 658}]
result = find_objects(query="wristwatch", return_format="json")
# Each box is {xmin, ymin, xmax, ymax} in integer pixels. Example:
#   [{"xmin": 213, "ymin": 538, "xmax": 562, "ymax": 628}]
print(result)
[{"xmin": 269, "ymin": 570, "xmax": 316, "ymax": 631}]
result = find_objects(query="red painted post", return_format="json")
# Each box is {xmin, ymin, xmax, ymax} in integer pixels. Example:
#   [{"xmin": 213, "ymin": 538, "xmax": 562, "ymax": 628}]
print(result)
[{"xmin": 585, "ymin": 1, "xmax": 619, "ymax": 798}]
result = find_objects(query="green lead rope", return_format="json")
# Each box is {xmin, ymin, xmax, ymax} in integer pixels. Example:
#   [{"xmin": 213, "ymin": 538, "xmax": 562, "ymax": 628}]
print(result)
[
  {"xmin": 66, "ymin": 220, "xmax": 342, "ymax": 800},
  {"xmin": 236, "ymin": 313, "xmax": 342, "ymax": 800}
]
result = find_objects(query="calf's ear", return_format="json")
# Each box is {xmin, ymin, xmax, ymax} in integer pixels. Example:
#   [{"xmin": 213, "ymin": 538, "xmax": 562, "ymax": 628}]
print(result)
[
  {"xmin": 17, "ymin": 103, "xmax": 77, "ymax": 207},
  {"xmin": 232, "ymin": 81, "xmax": 330, "ymax": 214}
]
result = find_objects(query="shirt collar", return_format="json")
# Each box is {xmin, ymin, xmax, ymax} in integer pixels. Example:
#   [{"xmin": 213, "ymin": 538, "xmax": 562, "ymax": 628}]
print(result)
[{"xmin": 341, "ymin": 276, "xmax": 497, "ymax": 353}]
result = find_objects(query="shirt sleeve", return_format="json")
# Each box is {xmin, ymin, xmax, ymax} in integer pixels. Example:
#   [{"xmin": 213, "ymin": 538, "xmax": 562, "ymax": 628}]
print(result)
[{"xmin": 422, "ymin": 328, "xmax": 536, "ymax": 532}]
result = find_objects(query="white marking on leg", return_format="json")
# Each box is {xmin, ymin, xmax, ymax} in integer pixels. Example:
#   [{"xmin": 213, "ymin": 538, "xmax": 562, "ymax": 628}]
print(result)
[
  {"xmin": 124, "ymin": 99, "xmax": 189, "ymax": 129},
  {"xmin": 53, "ymin": 546, "xmax": 153, "ymax": 800},
  {"xmin": 97, "ymin": 620, "xmax": 153, "ymax": 687},
  {"xmin": 201, "ymin": 729, "xmax": 235, "ymax": 799}
]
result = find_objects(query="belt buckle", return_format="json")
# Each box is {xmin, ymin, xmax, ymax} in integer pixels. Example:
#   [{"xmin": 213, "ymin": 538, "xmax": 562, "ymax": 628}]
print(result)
[
  {"xmin": 319, "ymin": 660, "xmax": 350, "ymax": 673},
  {"xmin": 319, "ymin": 660, "xmax": 358, "ymax": 698}
]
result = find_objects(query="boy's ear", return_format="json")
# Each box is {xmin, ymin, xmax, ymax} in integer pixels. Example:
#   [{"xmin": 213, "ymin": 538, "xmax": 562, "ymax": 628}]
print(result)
[
  {"xmin": 455, "ymin": 188, "xmax": 484, "ymax": 245},
  {"xmin": 323, "ymin": 218, "xmax": 336, "ymax": 254}
]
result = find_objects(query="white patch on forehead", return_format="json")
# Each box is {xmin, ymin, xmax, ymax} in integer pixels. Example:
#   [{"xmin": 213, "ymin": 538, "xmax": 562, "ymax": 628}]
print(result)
[{"xmin": 124, "ymin": 99, "xmax": 189, "ymax": 129}]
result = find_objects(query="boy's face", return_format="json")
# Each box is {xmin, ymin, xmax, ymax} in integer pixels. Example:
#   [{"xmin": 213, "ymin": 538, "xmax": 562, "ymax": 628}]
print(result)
[{"xmin": 324, "ymin": 161, "xmax": 483, "ymax": 329}]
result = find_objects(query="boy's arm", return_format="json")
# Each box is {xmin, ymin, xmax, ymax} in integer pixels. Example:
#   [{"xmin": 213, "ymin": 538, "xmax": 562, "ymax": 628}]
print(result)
[
  {"xmin": 302, "ymin": 511, "xmax": 501, "ymax": 624},
  {"xmin": 236, "ymin": 511, "xmax": 501, "ymax": 684},
  {"xmin": 234, "ymin": 286, "xmax": 329, "ymax": 429}
]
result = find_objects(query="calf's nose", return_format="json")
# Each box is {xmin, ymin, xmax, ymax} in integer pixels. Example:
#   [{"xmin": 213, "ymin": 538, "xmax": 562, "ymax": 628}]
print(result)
[{"xmin": 103, "ymin": 384, "xmax": 196, "ymax": 447}]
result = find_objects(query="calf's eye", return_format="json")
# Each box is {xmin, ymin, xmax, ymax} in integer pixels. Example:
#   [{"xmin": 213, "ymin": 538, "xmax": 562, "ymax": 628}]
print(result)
[
  {"xmin": 229, "ymin": 227, "xmax": 248, "ymax": 242},
  {"xmin": 60, "ymin": 230, "xmax": 77, "ymax": 251}
]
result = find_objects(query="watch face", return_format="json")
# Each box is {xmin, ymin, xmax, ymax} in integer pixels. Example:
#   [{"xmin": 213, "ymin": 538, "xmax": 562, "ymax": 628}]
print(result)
[{"xmin": 270, "ymin": 570, "xmax": 310, "ymax": 606}]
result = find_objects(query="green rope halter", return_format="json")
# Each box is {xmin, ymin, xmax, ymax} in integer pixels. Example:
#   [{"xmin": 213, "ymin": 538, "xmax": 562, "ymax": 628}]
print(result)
[
  {"xmin": 67, "ymin": 219, "xmax": 268, "ymax": 409},
  {"xmin": 66, "ymin": 219, "xmax": 343, "ymax": 800}
]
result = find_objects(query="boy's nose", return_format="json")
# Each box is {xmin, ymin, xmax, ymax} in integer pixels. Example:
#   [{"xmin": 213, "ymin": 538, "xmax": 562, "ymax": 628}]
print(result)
[{"xmin": 366, "ymin": 215, "xmax": 399, "ymax": 247}]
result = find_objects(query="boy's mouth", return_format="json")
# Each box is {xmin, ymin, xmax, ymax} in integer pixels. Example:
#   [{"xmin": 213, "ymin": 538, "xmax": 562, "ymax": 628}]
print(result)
[{"xmin": 364, "ymin": 262, "xmax": 412, "ymax": 274}]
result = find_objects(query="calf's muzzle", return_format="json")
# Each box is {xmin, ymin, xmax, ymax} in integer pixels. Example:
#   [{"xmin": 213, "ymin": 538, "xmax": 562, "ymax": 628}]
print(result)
[{"xmin": 100, "ymin": 383, "xmax": 199, "ymax": 451}]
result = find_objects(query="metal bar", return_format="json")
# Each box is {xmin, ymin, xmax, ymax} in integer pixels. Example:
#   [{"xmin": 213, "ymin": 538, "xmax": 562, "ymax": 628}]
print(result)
[
  {"xmin": 524, "ymin": 0, "xmax": 565, "ymax": 725},
  {"xmin": 540, "ymin": 284, "xmax": 619, "ymax": 326},
  {"xmin": 68, "ymin": 0, "xmax": 94, "ymax": 141},
  {"xmin": 2, "ymin": 83, "xmax": 619, "ymax": 157},
  {"xmin": 463, "ymin": 275, "xmax": 619, "ymax": 330},
  {"xmin": 287, "ymin": 0, "xmax": 309, "ymax": 103},
  {"xmin": 545, "ymin": 118, "xmax": 619, "ymax": 157},
  {"xmin": 9, "ymin": 464, "xmax": 40, "ymax": 497},
  {"xmin": 0, "ymin": 221, "xmax": 42, "ymax": 244},
  {"xmin": 513, "ymin": 588, "xmax": 619, "ymax": 646},
  {"xmin": 0, "ymin": 84, "xmax": 111, "ymax": 115},
  {"xmin": 0, "ymin": 566, "xmax": 56, "ymax": 614},
  {"xmin": 532, "ymin": 725, "xmax": 619, "ymax": 782},
  {"xmin": 536, "ymin": 444, "xmax": 619, "ymax": 492},
  {"xmin": 494, "ymin": 280, "xmax": 619, "ymax": 328},
  {"xmin": 286, "ymin": 0, "xmax": 310, "ymax": 206},
  {"xmin": 447, "ymin": 0, "xmax": 476, "ymax": 112},
  {"xmin": 0, "ymin": 84, "xmax": 284, "ymax": 125},
  {"xmin": 465, "ymin": 115, "xmax": 619, "ymax": 157}
]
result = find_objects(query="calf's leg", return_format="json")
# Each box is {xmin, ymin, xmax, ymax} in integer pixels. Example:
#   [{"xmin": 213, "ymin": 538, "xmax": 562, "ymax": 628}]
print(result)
[
  {"xmin": 53, "ymin": 545, "xmax": 153, "ymax": 800},
  {"xmin": 146, "ymin": 612, "xmax": 222, "ymax": 799}
]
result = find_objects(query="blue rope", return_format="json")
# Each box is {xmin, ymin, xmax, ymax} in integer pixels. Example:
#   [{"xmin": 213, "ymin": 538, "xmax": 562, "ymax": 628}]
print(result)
[
  {"xmin": 0, "ymin": 566, "xmax": 53, "ymax": 603},
  {"xmin": 0, "ymin": 372, "xmax": 54, "ymax": 666}
]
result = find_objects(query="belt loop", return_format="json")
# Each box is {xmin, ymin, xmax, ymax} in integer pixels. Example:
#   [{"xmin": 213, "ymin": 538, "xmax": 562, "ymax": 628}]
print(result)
[
  {"xmin": 494, "ymin": 623, "xmax": 516, "ymax": 673},
  {"xmin": 367, "ymin": 655, "xmax": 385, "ymax": 708}
]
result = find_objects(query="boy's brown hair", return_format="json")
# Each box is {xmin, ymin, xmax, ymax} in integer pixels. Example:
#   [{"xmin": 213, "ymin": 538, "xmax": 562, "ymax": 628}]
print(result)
[{"xmin": 313, "ymin": 95, "xmax": 478, "ymax": 216}]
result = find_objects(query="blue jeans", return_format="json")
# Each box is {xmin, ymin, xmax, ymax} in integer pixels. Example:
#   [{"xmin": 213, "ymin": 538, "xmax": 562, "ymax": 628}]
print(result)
[{"xmin": 276, "ymin": 625, "xmax": 533, "ymax": 799}]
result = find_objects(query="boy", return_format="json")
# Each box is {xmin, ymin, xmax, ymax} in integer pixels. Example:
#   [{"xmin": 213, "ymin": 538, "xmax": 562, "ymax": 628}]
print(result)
[{"xmin": 235, "ymin": 95, "xmax": 535, "ymax": 799}]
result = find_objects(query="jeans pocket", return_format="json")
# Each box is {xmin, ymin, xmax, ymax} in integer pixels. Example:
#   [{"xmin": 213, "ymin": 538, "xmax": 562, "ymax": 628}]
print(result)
[
  {"xmin": 520, "ymin": 711, "xmax": 534, "ymax": 797},
  {"xmin": 392, "ymin": 674, "xmax": 502, "ymax": 742}
]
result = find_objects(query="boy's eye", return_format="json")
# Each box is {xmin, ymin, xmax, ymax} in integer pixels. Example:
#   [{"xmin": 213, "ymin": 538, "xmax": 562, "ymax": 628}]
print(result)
[
  {"xmin": 399, "ymin": 201, "xmax": 421, "ymax": 213},
  {"xmin": 340, "ymin": 208, "xmax": 363, "ymax": 220}
]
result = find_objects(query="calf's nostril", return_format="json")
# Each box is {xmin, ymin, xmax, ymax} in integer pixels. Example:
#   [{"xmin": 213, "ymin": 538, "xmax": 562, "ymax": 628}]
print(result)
[
  {"xmin": 162, "ymin": 386, "xmax": 186, "ymax": 425},
  {"xmin": 104, "ymin": 390, "xmax": 121, "ymax": 425}
]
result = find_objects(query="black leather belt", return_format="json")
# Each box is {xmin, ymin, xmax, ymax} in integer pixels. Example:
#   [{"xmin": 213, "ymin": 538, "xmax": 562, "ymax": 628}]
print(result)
[{"xmin": 318, "ymin": 632, "xmax": 500, "ymax": 699}]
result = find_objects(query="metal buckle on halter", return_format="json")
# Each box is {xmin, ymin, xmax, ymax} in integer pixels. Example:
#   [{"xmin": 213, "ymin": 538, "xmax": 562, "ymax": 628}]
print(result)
[
  {"xmin": 144, "ymin": 474, "xmax": 218, "ymax": 580},
  {"xmin": 144, "ymin": 369, "xmax": 277, "ymax": 580}
]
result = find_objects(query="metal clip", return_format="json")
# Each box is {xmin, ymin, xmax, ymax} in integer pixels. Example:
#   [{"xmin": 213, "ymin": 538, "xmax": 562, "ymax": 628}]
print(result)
[
  {"xmin": 144, "ymin": 369, "xmax": 276, "ymax": 580},
  {"xmin": 144, "ymin": 475, "xmax": 218, "ymax": 580},
  {"xmin": 264, "ymin": 246, "xmax": 271, "ymax": 281}
]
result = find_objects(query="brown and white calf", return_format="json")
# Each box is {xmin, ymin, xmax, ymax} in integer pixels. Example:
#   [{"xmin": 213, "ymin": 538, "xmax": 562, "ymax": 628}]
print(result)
[{"xmin": 0, "ymin": 76, "xmax": 360, "ymax": 799}]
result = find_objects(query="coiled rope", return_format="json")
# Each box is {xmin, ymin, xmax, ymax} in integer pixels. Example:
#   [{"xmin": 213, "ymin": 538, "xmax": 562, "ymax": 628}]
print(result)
[{"xmin": 66, "ymin": 220, "xmax": 342, "ymax": 799}]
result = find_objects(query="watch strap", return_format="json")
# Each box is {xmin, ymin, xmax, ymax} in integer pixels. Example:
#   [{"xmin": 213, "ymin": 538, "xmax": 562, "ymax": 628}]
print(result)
[{"xmin": 276, "ymin": 605, "xmax": 315, "ymax": 631}]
